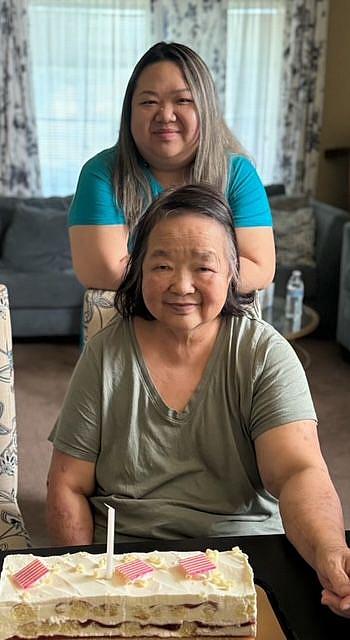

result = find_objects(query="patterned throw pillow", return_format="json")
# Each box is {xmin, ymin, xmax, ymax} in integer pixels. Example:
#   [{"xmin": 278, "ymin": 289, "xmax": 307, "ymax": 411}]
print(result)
[{"xmin": 271, "ymin": 196, "xmax": 316, "ymax": 267}]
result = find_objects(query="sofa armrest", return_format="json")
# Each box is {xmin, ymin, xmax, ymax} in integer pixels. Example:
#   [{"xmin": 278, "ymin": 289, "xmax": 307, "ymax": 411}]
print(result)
[
  {"xmin": 312, "ymin": 200, "xmax": 350, "ymax": 263},
  {"xmin": 337, "ymin": 221, "xmax": 350, "ymax": 350},
  {"xmin": 311, "ymin": 200, "xmax": 350, "ymax": 335},
  {"xmin": 265, "ymin": 183, "xmax": 286, "ymax": 198}
]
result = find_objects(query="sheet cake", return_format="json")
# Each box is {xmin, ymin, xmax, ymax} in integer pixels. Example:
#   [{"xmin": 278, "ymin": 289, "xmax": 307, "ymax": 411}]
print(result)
[{"xmin": 0, "ymin": 547, "xmax": 256, "ymax": 638}]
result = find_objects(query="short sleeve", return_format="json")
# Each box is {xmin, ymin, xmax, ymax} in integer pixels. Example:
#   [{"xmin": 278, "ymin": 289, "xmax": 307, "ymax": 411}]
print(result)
[
  {"xmin": 249, "ymin": 330, "xmax": 317, "ymax": 440},
  {"xmin": 49, "ymin": 344, "xmax": 102, "ymax": 461},
  {"xmin": 226, "ymin": 155, "xmax": 272, "ymax": 228},
  {"xmin": 68, "ymin": 147, "xmax": 126, "ymax": 226}
]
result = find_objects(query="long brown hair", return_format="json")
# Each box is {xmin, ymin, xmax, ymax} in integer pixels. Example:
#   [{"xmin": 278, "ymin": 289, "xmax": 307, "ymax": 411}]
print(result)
[{"xmin": 114, "ymin": 42, "xmax": 247, "ymax": 230}]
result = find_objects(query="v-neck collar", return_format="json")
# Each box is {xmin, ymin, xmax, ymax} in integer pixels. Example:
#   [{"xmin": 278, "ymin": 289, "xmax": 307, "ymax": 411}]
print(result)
[{"xmin": 128, "ymin": 318, "xmax": 228, "ymax": 424}]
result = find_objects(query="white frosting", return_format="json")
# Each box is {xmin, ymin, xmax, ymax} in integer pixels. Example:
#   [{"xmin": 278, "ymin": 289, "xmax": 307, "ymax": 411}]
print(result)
[{"xmin": 0, "ymin": 548, "xmax": 256, "ymax": 639}]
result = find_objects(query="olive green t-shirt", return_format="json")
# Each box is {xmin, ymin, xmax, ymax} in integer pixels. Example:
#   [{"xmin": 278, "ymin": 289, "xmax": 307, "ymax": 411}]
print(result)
[{"xmin": 50, "ymin": 315, "xmax": 317, "ymax": 543}]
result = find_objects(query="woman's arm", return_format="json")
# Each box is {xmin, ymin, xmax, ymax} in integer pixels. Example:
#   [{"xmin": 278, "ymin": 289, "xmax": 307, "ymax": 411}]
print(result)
[
  {"xmin": 255, "ymin": 421, "xmax": 350, "ymax": 616},
  {"xmin": 68, "ymin": 148, "xmax": 129, "ymax": 290},
  {"xmin": 46, "ymin": 449, "xmax": 96, "ymax": 545},
  {"xmin": 226, "ymin": 156, "xmax": 275, "ymax": 292},
  {"xmin": 235, "ymin": 226, "xmax": 275, "ymax": 292},
  {"xmin": 69, "ymin": 225, "xmax": 129, "ymax": 290}
]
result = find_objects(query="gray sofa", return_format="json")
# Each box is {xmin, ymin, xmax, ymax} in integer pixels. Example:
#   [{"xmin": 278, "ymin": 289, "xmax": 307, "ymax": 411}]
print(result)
[
  {"xmin": 337, "ymin": 221, "xmax": 350, "ymax": 356},
  {"xmin": 0, "ymin": 195, "xmax": 84, "ymax": 338},
  {"xmin": 270, "ymin": 195, "xmax": 350, "ymax": 337}
]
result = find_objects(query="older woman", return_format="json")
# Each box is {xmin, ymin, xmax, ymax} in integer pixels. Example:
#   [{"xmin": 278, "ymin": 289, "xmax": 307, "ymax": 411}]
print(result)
[
  {"xmin": 48, "ymin": 184, "xmax": 350, "ymax": 618},
  {"xmin": 68, "ymin": 41, "xmax": 275, "ymax": 293}
]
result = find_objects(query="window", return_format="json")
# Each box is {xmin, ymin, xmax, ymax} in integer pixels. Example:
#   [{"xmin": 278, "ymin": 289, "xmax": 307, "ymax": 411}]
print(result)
[
  {"xmin": 226, "ymin": 1, "xmax": 285, "ymax": 183},
  {"xmin": 29, "ymin": 0, "xmax": 150, "ymax": 195},
  {"xmin": 29, "ymin": 1, "xmax": 285, "ymax": 194}
]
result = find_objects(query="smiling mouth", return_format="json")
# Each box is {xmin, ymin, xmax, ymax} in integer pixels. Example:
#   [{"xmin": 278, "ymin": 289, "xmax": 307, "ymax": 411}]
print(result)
[
  {"xmin": 166, "ymin": 302, "xmax": 198, "ymax": 314},
  {"xmin": 153, "ymin": 130, "xmax": 180, "ymax": 137}
]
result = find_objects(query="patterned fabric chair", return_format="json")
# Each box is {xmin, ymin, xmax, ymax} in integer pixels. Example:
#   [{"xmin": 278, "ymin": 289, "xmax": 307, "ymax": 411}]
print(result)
[
  {"xmin": 0, "ymin": 285, "xmax": 30, "ymax": 549},
  {"xmin": 82, "ymin": 289, "xmax": 117, "ymax": 344}
]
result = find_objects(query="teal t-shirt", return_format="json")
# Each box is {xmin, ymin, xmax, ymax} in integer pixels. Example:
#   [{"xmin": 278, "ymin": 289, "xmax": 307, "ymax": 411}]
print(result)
[{"xmin": 68, "ymin": 147, "xmax": 272, "ymax": 228}]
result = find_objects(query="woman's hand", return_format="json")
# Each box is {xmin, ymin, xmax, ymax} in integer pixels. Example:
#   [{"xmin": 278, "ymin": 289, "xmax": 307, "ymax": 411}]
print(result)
[{"xmin": 316, "ymin": 544, "xmax": 350, "ymax": 617}]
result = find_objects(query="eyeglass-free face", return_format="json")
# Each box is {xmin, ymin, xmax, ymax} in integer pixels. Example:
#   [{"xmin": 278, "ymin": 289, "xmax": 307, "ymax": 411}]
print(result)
[{"xmin": 131, "ymin": 61, "xmax": 199, "ymax": 179}]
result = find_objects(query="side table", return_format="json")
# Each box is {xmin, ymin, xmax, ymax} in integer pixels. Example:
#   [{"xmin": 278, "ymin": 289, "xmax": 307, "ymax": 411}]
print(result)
[{"xmin": 262, "ymin": 297, "xmax": 319, "ymax": 367}]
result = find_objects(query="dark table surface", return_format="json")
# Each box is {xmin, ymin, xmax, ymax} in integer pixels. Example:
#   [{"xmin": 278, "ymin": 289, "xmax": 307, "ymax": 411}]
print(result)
[{"xmin": 1, "ymin": 532, "xmax": 349, "ymax": 639}]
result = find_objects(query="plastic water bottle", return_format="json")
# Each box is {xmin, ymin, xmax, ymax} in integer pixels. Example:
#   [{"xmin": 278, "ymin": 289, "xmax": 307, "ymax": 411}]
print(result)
[{"xmin": 285, "ymin": 270, "xmax": 304, "ymax": 329}]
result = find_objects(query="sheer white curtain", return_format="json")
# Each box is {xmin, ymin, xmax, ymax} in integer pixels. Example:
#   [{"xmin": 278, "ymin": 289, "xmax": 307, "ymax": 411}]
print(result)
[
  {"xmin": 28, "ymin": 0, "xmax": 150, "ymax": 196},
  {"xmin": 225, "ymin": 0, "xmax": 285, "ymax": 184}
]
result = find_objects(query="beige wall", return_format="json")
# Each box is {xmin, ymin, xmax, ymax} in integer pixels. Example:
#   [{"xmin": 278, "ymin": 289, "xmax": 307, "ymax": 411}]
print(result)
[{"xmin": 316, "ymin": 0, "xmax": 350, "ymax": 209}]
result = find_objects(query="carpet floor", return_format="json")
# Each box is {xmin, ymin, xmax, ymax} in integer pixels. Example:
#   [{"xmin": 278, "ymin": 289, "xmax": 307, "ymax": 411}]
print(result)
[{"xmin": 13, "ymin": 335, "xmax": 350, "ymax": 548}]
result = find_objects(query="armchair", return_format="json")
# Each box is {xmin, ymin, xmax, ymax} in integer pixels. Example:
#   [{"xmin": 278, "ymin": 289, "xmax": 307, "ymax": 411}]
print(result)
[{"xmin": 0, "ymin": 285, "xmax": 30, "ymax": 549}]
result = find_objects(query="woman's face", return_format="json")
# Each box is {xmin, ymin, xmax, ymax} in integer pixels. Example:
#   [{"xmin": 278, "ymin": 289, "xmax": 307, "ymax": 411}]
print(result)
[
  {"xmin": 131, "ymin": 61, "xmax": 200, "ymax": 173},
  {"xmin": 141, "ymin": 213, "xmax": 233, "ymax": 334}
]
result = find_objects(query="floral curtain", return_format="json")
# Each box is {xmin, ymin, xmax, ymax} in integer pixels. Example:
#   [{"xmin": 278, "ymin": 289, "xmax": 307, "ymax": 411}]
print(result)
[
  {"xmin": 0, "ymin": 0, "xmax": 41, "ymax": 196},
  {"xmin": 275, "ymin": 0, "xmax": 329, "ymax": 195},
  {"xmin": 151, "ymin": 0, "xmax": 228, "ymax": 108}
]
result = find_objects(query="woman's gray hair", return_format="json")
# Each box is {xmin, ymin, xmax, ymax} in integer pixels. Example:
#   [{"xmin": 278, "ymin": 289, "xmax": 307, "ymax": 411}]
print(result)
[
  {"xmin": 114, "ymin": 42, "xmax": 247, "ymax": 229},
  {"xmin": 115, "ymin": 184, "xmax": 254, "ymax": 319}
]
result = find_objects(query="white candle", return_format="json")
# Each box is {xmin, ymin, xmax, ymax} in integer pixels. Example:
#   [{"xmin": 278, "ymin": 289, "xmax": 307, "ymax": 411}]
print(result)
[{"xmin": 105, "ymin": 504, "xmax": 115, "ymax": 579}]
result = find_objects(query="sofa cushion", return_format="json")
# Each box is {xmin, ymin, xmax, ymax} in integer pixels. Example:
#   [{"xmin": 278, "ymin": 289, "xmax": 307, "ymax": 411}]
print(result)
[
  {"xmin": 270, "ymin": 195, "xmax": 316, "ymax": 268},
  {"xmin": 2, "ymin": 202, "xmax": 72, "ymax": 271},
  {"xmin": 0, "ymin": 266, "xmax": 84, "ymax": 308},
  {"xmin": 0, "ymin": 194, "xmax": 73, "ymax": 248}
]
